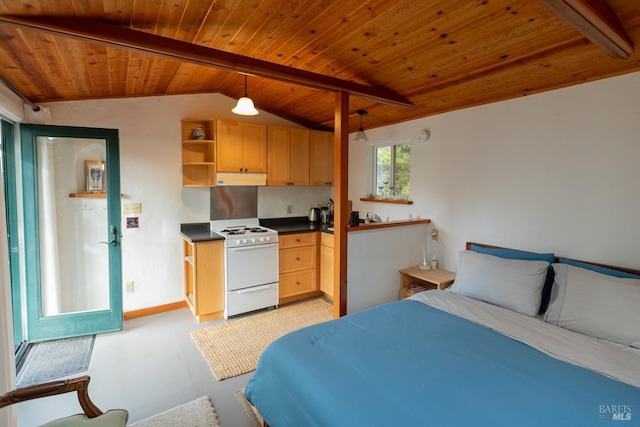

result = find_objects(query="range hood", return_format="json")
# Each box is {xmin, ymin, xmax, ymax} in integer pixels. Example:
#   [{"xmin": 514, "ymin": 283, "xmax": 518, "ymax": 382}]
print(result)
[{"xmin": 216, "ymin": 172, "xmax": 267, "ymax": 186}]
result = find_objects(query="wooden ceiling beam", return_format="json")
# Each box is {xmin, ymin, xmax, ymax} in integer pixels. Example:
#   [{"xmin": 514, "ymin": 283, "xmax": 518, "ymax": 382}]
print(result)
[
  {"xmin": 0, "ymin": 15, "xmax": 415, "ymax": 109},
  {"xmin": 537, "ymin": 0, "xmax": 633, "ymax": 58}
]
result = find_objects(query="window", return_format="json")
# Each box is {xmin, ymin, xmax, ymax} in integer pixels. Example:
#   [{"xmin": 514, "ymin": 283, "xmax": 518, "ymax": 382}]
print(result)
[{"xmin": 371, "ymin": 139, "xmax": 410, "ymax": 199}]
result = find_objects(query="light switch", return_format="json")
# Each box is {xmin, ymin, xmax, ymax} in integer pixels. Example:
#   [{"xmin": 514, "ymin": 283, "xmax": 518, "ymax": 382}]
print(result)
[{"xmin": 123, "ymin": 202, "xmax": 141, "ymax": 214}]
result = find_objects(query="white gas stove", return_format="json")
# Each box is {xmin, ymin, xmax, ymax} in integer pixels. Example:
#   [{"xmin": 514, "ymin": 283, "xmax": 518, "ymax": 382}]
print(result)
[
  {"xmin": 210, "ymin": 218, "xmax": 278, "ymax": 248},
  {"xmin": 210, "ymin": 218, "xmax": 279, "ymax": 319}
]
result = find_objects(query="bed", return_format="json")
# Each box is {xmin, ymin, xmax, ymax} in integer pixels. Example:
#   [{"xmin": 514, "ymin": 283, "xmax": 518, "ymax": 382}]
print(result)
[{"xmin": 244, "ymin": 242, "xmax": 640, "ymax": 426}]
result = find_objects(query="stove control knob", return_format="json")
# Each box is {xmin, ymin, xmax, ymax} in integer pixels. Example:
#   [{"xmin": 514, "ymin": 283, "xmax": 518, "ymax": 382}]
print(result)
[
  {"xmin": 265, "ymin": 236, "xmax": 270, "ymax": 242},
  {"xmin": 236, "ymin": 239, "xmax": 241, "ymax": 245},
  {"xmin": 259, "ymin": 237, "xmax": 265, "ymax": 242},
  {"xmin": 242, "ymin": 239, "xmax": 247, "ymax": 244},
  {"xmin": 251, "ymin": 238, "xmax": 256, "ymax": 243}
]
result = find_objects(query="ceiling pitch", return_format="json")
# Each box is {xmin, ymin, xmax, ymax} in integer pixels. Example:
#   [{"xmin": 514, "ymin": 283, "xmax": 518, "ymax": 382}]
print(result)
[{"xmin": 0, "ymin": 15, "xmax": 416, "ymax": 109}]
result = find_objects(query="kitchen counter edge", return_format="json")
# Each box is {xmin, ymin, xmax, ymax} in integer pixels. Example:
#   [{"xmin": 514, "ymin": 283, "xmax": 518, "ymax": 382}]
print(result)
[{"xmin": 180, "ymin": 222, "xmax": 225, "ymax": 243}]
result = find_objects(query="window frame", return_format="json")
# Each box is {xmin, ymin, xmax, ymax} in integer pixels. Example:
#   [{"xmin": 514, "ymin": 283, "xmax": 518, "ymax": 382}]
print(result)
[{"xmin": 369, "ymin": 138, "xmax": 411, "ymax": 201}]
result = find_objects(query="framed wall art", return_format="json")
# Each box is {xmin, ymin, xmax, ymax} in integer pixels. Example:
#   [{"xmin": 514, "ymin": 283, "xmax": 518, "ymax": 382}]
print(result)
[{"xmin": 85, "ymin": 160, "xmax": 106, "ymax": 193}]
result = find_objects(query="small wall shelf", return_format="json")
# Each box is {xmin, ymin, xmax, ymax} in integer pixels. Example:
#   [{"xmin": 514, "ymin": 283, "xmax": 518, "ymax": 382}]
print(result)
[
  {"xmin": 69, "ymin": 193, "xmax": 107, "ymax": 198},
  {"xmin": 360, "ymin": 197, "xmax": 413, "ymax": 205}
]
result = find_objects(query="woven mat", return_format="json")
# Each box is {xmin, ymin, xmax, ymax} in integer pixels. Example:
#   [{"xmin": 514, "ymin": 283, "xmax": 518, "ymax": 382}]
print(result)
[
  {"xmin": 16, "ymin": 335, "xmax": 95, "ymax": 388},
  {"xmin": 130, "ymin": 396, "xmax": 219, "ymax": 427},
  {"xmin": 191, "ymin": 298, "xmax": 332, "ymax": 380}
]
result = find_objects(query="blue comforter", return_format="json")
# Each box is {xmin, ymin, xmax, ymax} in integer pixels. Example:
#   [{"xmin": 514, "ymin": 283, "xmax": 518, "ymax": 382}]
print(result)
[{"xmin": 245, "ymin": 299, "xmax": 640, "ymax": 426}]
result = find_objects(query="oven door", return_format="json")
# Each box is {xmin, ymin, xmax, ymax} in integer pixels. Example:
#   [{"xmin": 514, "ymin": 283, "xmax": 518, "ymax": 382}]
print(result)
[{"xmin": 226, "ymin": 243, "xmax": 278, "ymax": 291}]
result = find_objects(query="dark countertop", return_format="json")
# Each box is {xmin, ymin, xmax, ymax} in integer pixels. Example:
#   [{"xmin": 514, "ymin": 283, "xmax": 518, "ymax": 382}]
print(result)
[
  {"xmin": 180, "ymin": 218, "xmax": 333, "ymax": 243},
  {"xmin": 180, "ymin": 222, "xmax": 224, "ymax": 243},
  {"xmin": 260, "ymin": 216, "xmax": 333, "ymax": 235}
]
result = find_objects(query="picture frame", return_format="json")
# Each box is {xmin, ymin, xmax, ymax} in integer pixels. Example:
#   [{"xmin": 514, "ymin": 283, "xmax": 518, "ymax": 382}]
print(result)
[{"xmin": 85, "ymin": 160, "xmax": 106, "ymax": 193}]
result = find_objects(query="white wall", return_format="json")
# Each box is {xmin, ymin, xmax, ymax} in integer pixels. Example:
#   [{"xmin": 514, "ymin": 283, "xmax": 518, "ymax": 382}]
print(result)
[
  {"xmin": 40, "ymin": 93, "xmax": 302, "ymax": 311},
  {"xmin": 347, "ymin": 223, "xmax": 430, "ymax": 313},
  {"xmin": 349, "ymin": 71, "xmax": 640, "ymax": 273}
]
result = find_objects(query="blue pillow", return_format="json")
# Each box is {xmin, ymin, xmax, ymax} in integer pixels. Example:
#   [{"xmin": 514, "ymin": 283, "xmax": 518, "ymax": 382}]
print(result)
[
  {"xmin": 558, "ymin": 258, "xmax": 640, "ymax": 279},
  {"xmin": 470, "ymin": 244, "xmax": 555, "ymax": 264},
  {"xmin": 470, "ymin": 244, "xmax": 555, "ymax": 313}
]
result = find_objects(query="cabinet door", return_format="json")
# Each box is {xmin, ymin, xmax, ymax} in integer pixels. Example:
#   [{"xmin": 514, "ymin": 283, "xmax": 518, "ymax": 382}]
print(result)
[
  {"xmin": 267, "ymin": 126, "xmax": 291, "ymax": 186},
  {"xmin": 194, "ymin": 240, "xmax": 225, "ymax": 316},
  {"xmin": 242, "ymin": 123, "xmax": 267, "ymax": 173},
  {"xmin": 320, "ymin": 243, "xmax": 334, "ymax": 298},
  {"xmin": 279, "ymin": 246, "xmax": 316, "ymax": 273},
  {"xmin": 216, "ymin": 119, "xmax": 244, "ymax": 172},
  {"xmin": 309, "ymin": 130, "xmax": 334, "ymax": 186},
  {"xmin": 280, "ymin": 270, "xmax": 316, "ymax": 298},
  {"xmin": 290, "ymin": 128, "xmax": 310, "ymax": 186}
]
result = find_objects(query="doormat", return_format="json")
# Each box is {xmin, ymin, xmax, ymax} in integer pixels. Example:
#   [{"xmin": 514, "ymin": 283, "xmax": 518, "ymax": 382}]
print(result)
[{"xmin": 16, "ymin": 335, "xmax": 96, "ymax": 388}]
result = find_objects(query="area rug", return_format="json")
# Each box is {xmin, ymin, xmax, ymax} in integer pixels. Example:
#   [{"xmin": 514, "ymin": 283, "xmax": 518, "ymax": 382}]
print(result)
[
  {"xmin": 191, "ymin": 298, "xmax": 332, "ymax": 380},
  {"xmin": 16, "ymin": 335, "xmax": 95, "ymax": 387},
  {"xmin": 130, "ymin": 396, "xmax": 219, "ymax": 427},
  {"xmin": 236, "ymin": 388, "xmax": 263, "ymax": 427}
]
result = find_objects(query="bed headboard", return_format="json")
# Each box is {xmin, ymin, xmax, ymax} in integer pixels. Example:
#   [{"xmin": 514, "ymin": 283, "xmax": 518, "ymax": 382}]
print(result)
[{"xmin": 466, "ymin": 242, "xmax": 640, "ymax": 275}]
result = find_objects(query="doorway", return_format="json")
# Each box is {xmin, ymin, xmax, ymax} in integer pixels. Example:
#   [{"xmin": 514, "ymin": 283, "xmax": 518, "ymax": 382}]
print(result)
[{"xmin": 13, "ymin": 124, "xmax": 122, "ymax": 344}]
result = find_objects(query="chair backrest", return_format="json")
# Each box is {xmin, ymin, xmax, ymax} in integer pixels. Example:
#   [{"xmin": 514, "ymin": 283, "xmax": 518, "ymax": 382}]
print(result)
[{"xmin": 0, "ymin": 375, "xmax": 103, "ymax": 417}]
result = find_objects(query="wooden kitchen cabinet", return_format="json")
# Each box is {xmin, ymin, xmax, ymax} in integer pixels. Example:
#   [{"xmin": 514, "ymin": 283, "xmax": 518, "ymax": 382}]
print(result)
[
  {"xmin": 267, "ymin": 126, "xmax": 309, "ymax": 186},
  {"xmin": 183, "ymin": 238, "xmax": 224, "ymax": 322},
  {"xmin": 309, "ymin": 130, "xmax": 334, "ymax": 186},
  {"xmin": 319, "ymin": 232, "xmax": 334, "ymax": 299},
  {"xmin": 216, "ymin": 119, "xmax": 267, "ymax": 173},
  {"xmin": 278, "ymin": 232, "xmax": 320, "ymax": 304},
  {"xmin": 181, "ymin": 119, "xmax": 216, "ymax": 187}
]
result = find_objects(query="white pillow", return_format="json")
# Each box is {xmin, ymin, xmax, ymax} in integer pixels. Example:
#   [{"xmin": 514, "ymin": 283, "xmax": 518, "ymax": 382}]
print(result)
[
  {"xmin": 450, "ymin": 250, "xmax": 549, "ymax": 316},
  {"xmin": 545, "ymin": 263, "xmax": 640, "ymax": 348}
]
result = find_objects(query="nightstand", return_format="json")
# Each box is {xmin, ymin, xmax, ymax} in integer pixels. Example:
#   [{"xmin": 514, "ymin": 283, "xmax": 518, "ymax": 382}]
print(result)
[{"xmin": 399, "ymin": 266, "xmax": 456, "ymax": 299}]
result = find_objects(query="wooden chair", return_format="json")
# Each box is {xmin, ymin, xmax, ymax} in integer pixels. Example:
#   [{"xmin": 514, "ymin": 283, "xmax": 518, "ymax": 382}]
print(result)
[{"xmin": 0, "ymin": 376, "xmax": 128, "ymax": 426}]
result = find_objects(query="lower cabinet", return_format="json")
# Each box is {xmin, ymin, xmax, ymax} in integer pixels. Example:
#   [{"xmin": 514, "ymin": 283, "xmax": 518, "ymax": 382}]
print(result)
[
  {"xmin": 319, "ymin": 232, "xmax": 334, "ymax": 300},
  {"xmin": 278, "ymin": 232, "xmax": 320, "ymax": 304},
  {"xmin": 183, "ymin": 238, "xmax": 224, "ymax": 322}
]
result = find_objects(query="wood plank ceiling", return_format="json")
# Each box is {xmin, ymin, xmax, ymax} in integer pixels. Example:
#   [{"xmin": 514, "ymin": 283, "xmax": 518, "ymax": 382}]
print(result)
[{"xmin": 0, "ymin": 0, "xmax": 638, "ymax": 132}]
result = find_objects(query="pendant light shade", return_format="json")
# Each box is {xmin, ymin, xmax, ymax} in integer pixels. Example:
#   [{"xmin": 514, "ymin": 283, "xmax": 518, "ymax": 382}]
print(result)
[
  {"xmin": 232, "ymin": 75, "xmax": 259, "ymax": 116},
  {"xmin": 354, "ymin": 109, "xmax": 368, "ymax": 141}
]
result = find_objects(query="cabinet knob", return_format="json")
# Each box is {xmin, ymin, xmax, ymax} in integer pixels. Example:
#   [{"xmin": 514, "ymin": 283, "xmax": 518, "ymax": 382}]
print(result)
[
  {"xmin": 296, "ymin": 257, "xmax": 300, "ymax": 261},
  {"xmin": 296, "ymin": 281, "xmax": 300, "ymax": 285},
  {"xmin": 295, "ymin": 238, "xmax": 300, "ymax": 242},
  {"xmin": 239, "ymin": 168, "xmax": 243, "ymax": 172}
]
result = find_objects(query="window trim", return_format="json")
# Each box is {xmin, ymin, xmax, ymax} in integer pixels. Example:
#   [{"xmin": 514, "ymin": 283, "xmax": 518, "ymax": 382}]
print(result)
[{"xmin": 366, "ymin": 138, "xmax": 412, "ymax": 204}]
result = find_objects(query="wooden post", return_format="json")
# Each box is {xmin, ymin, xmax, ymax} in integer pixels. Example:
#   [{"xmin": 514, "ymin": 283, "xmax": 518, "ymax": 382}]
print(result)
[{"xmin": 333, "ymin": 91, "xmax": 349, "ymax": 318}]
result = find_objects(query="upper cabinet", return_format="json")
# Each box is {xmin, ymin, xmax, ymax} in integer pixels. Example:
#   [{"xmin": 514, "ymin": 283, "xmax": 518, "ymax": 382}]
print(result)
[
  {"xmin": 309, "ymin": 130, "xmax": 334, "ymax": 186},
  {"xmin": 181, "ymin": 119, "xmax": 333, "ymax": 188},
  {"xmin": 267, "ymin": 126, "xmax": 310, "ymax": 186},
  {"xmin": 216, "ymin": 119, "xmax": 267, "ymax": 173},
  {"xmin": 181, "ymin": 120, "xmax": 216, "ymax": 187}
]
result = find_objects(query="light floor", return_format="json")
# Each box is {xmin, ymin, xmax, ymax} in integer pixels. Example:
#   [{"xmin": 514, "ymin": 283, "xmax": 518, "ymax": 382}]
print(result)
[{"xmin": 15, "ymin": 307, "xmax": 254, "ymax": 426}]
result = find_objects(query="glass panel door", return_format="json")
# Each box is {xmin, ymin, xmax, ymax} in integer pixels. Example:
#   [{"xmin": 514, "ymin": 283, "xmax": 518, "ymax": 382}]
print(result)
[{"xmin": 20, "ymin": 124, "xmax": 122, "ymax": 342}]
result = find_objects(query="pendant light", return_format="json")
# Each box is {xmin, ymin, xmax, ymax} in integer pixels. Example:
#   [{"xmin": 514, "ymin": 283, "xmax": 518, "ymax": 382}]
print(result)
[
  {"xmin": 232, "ymin": 75, "xmax": 259, "ymax": 116},
  {"xmin": 354, "ymin": 109, "xmax": 368, "ymax": 141}
]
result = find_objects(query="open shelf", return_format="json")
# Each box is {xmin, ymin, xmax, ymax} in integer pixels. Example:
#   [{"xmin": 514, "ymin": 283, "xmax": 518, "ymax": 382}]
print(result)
[{"xmin": 182, "ymin": 119, "xmax": 217, "ymax": 187}]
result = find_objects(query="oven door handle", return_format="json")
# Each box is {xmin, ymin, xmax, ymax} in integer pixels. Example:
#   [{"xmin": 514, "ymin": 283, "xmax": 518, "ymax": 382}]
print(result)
[
  {"xmin": 230, "ymin": 243, "xmax": 278, "ymax": 252},
  {"xmin": 237, "ymin": 284, "xmax": 273, "ymax": 294}
]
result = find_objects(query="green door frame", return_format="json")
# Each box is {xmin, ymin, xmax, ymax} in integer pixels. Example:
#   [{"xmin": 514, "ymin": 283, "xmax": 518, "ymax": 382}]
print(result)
[
  {"xmin": 20, "ymin": 124, "xmax": 122, "ymax": 342},
  {"xmin": 1, "ymin": 119, "xmax": 22, "ymax": 349}
]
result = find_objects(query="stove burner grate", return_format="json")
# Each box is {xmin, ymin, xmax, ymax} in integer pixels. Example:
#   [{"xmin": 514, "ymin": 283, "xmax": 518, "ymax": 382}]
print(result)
[
  {"xmin": 245, "ymin": 227, "xmax": 268, "ymax": 233},
  {"xmin": 222, "ymin": 229, "xmax": 246, "ymax": 235}
]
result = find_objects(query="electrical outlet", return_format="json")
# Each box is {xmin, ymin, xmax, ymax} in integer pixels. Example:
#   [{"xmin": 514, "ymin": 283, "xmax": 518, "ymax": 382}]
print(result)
[
  {"xmin": 286, "ymin": 205, "xmax": 292, "ymax": 214},
  {"xmin": 431, "ymin": 229, "xmax": 439, "ymax": 241},
  {"xmin": 125, "ymin": 281, "xmax": 134, "ymax": 293}
]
